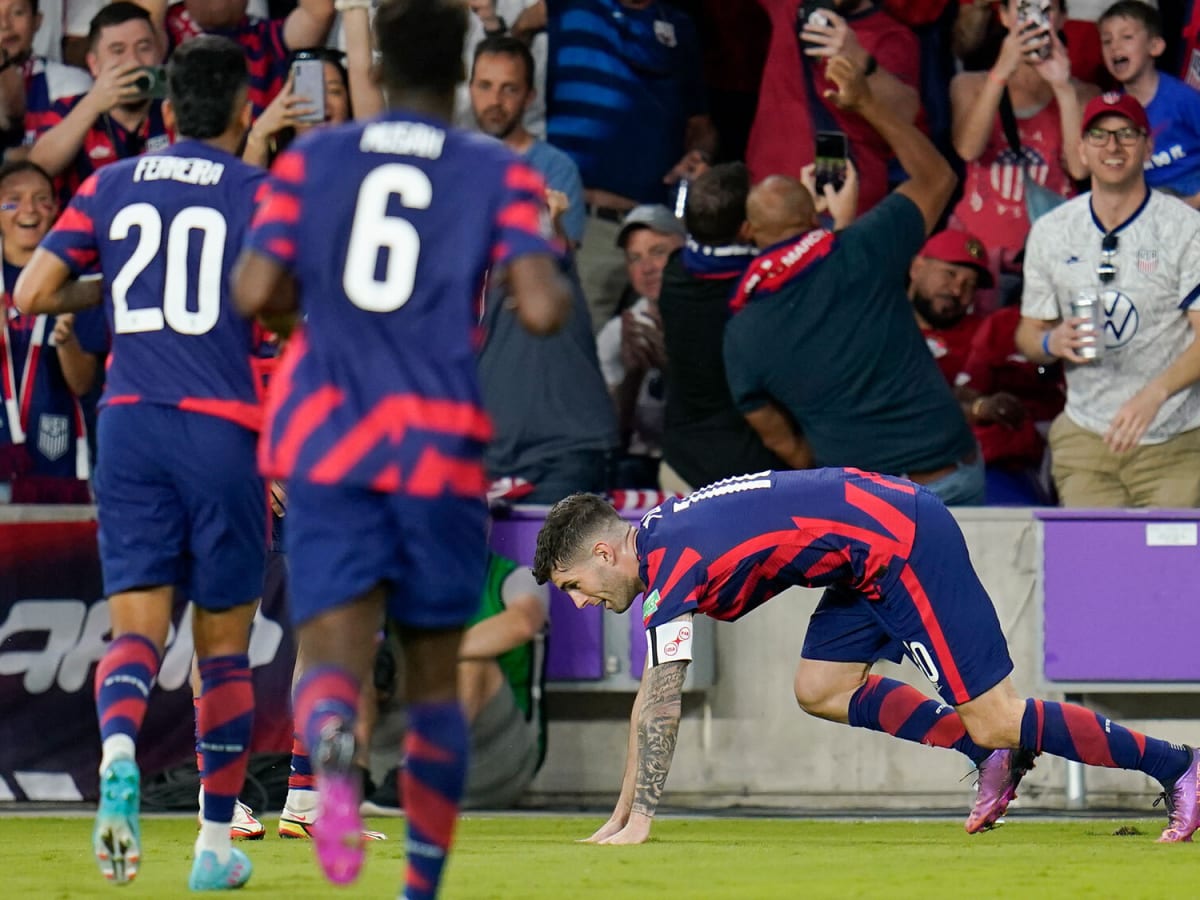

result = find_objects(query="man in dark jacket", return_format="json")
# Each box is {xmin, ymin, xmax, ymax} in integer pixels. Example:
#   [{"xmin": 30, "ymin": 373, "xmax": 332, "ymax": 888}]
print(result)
[{"xmin": 657, "ymin": 162, "xmax": 783, "ymax": 492}]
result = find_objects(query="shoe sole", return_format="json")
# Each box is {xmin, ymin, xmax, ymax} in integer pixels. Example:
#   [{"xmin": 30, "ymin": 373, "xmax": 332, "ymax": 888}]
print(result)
[
  {"xmin": 279, "ymin": 819, "xmax": 315, "ymax": 840},
  {"xmin": 965, "ymin": 784, "xmax": 1017, "ymax": 834},
  {"xmin": 94, "ymin": 762, "xmax": 141, "ymax": 885},
  {"xmin": 279, "ymin": 818, "xmax": 386, "ymax": 841},
  {"xmin": 966, "ymin": 752, "xmax": 1036, "ymax": 834},
  {"xmin": 313, "ymin": 776, "xmax": 366, "ymax": 884},
  {"xmin": 94, "ymin": 819, "xmax": 140, "ymax": 884}
]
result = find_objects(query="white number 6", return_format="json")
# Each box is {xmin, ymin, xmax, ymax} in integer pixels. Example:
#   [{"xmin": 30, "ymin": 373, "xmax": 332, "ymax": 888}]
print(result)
[{"xmin": 342, "ymin": 163, "xmax": 432, "ymax": 313}]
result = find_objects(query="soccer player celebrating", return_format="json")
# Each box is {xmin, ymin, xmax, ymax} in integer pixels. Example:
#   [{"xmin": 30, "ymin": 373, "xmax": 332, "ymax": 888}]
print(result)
[
  {"xmin": 533, "ymin": 470, "xmax": 1200, "ymax": 845},
  {"xmin": 15, "ymin": 36, "xmax": 267, "ymax": 891},
  {"xmin": 233, "ymin": 0, "xmax": 572, "ymax": 895}
]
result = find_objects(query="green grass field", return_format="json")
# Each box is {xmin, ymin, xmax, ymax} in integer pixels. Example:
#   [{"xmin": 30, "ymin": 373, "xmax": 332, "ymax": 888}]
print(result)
[{"xmin": 3, "ymin": 814, "xmax": 1197, "ymax": 898}]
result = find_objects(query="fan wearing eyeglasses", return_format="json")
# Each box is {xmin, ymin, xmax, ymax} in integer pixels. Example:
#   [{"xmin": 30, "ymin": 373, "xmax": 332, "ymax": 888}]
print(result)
[{"xmin": 1015, "ymin": 91, "xmax": 1200, "ymax": 508}]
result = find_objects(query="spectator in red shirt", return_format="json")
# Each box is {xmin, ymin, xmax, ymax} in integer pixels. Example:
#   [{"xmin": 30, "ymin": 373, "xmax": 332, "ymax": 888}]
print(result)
[
  {"xmin": 957, "ymin": 300, "xmax": 1065, "ymax": 503},
  {"xmin": 949, "ymin": 0, "xmax": 1097, "ymax": 312},
  {"xmin": 909, "ymin": 228, "xmax": 990, "ymax": 385},
  {"xmin": 747, "ymin": 0, "xmax": 920, "ymax": 213}
]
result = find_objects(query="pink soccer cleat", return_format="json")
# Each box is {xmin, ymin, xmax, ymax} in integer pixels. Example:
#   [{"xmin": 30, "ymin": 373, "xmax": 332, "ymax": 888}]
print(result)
[
  {"xmin": 310, "ymin": 726, "xmax": 366, "ymax": 884},
  {"xmin": 965, "ymin": 748, "xmax": 1037, "ymax": 833},
  {"xmin": 1157, "ymin": 747, "xmax": 1200, "ymax": 843}
]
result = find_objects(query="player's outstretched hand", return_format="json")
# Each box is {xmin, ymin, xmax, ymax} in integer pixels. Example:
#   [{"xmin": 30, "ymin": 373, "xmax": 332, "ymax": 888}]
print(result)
[
  {"xmin": 579, "ymin": 815, "xmax": 625, "ymax": 843},
  {"xmin": 597, "ymin": 819, "xmax": 651, "ymax": 845}
]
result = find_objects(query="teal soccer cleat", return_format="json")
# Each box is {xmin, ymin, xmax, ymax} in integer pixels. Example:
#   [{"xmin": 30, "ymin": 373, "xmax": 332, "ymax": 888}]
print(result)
[
  {"xmin": 188, "ymin": 848, "xmax": 252, "ymax": 891},
  {"xmin": 93, "ymin": 758, "xmax": 142, "ymax": 885}
]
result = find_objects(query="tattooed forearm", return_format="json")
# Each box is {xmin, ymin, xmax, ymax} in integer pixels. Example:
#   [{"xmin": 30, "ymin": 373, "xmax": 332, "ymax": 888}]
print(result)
[{"xmin": 631, "ymin": 660, "xmax": 688, "ymax": 819}]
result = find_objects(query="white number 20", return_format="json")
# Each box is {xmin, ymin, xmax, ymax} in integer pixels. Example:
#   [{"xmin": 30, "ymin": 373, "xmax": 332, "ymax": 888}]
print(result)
[
  {"xmin": 342, "ymin": 163, "xmax": 431, "ymax": 313},
  {"xmin": 109, "ymin": 202, "xmax": 227, "ymax": 336}
]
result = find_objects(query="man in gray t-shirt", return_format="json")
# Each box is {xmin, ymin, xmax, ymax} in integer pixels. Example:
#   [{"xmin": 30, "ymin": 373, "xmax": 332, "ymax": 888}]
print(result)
[
  {"xmin": 1017, "ymin": 93, "xmax": 1200, "ymax": 507},
  {"xmin": 470, "ymin": 34, "xmax": 616, "ymax": 502}
]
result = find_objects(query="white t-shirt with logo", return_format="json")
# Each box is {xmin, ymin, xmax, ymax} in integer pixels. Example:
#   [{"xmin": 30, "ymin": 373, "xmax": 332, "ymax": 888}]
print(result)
[{"xmin": 1022, "ymin": 189, "xmax": 1200, "ymax": 443}]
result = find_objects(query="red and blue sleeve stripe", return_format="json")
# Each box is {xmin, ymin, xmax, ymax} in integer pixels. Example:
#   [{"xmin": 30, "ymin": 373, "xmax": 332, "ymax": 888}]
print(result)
[
  {"xmin": 491, "ymin": 161, "xmax": 565, "ymax": 267},
  {"xmin": 40, "ymin": 174, "xmax": 100, "ymax": 275},
  {"xmin": 247, "ymin": 154, "xmax": 304, "ymax": 267}
]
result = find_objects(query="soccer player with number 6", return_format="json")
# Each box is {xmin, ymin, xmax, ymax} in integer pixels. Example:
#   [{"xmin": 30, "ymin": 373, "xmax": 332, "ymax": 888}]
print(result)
[
  {"xmin": 233, "ymin": 0, "xmax": 571, "ymax": 896},
  {"xmin": 16, "ymin": 36, "xmax": 267, "ymax": 892}
]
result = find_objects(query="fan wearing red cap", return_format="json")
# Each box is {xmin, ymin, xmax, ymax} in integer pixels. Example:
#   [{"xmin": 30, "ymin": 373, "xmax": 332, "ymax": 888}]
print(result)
[
  {"xmin": 1076, "ymin": 92, "xmax": 1150, "ymax": 191},
  {"xmin": 909, "ymin": 229, "xmax": 991, "ymax": 384},
  {"xmin": 1080, "ymin": 91, "xmax": 1150, "ymax": 136}
]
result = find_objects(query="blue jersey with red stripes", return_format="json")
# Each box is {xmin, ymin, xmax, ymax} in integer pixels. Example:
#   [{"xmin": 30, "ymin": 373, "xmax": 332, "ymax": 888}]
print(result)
[
  {"xmin": 246, "ymin": 110, "xmax": 561, "ymax": 494},
  {"xmin": 166, "ymin": 6, "xmax": 289, "ymax": 116},
  {"xmin": 638, "ymin": 469, "xmax": 920, "ymax": 628},
  {"xmin": 39, "ymin": 139, "xmax": 265, "ymax": 431}
]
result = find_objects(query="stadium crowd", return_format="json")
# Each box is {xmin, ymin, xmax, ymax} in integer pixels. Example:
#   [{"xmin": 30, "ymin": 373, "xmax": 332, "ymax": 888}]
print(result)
[{"xmin": 3, "ymin": 0, "xmax": 1200, "ymax": 513}]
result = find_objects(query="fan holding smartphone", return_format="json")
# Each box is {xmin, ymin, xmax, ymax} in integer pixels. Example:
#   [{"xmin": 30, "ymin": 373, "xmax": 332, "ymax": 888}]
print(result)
[
  {"xmin": 802, "ymin": 131, "xmax": 858, "ymax": 231},
  {"xmin": 243, "ymin": 49, "xmax": 352, "ymax": 167},
  {"xmin": 786, "ymin": 0, "xmax": 922, "ymax": 213},
  {"xmin": 290, "ymin": 52, "xmax": 326, "ymax": 124},
  {"xmin": 813, "ymin": 129, "xmax": 847, "ymax": 194}
]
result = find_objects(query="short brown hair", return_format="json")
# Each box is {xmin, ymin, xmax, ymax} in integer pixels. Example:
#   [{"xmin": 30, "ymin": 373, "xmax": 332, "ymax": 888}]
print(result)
[
  {"xmin": 532, "ymin": 493, "xmax": 623, "ymax": 585},
  {"xmin": 1099, "ymin": 1, "xmax": 1162, "ymax": 39}
]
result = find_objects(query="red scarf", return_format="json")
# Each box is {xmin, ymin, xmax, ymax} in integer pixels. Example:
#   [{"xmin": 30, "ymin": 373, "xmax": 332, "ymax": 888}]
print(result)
[{"xmin": 729, "ymin": 228, "xmax": 835, "ymax": 313}]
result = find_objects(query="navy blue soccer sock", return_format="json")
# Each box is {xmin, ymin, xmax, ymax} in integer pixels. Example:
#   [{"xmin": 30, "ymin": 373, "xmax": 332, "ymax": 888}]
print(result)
[
  {"xmin": 848, "ymin": 675, "xmax": 989, "ymax": 764},
  {"xmin": 1021, "ymin": 699, "xmax": 1191, "ymax": 786},
  {"xmin": 401, "ymin": 701, "xmax": 468, "ymax": 900}
]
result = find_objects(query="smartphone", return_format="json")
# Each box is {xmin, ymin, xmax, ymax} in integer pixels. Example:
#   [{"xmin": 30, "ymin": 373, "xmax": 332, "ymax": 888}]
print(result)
[
  {"xmin": 1016, "ymin": 0, "xmax": 1052, "ymax": 60},
  {"xmin": 795, "ymin": 0, "xmax": 837, "ymax": 46},
  {"xmin": 130, "ymin": 65, "xmax": 168, "ymax": 101},
  {"xmin": 814, "ymin": 130, "xmax": 848, "ymax": 195},
  {"xmin": 290, "ymin": 55, "xmax": 326, "ymax": 124}
]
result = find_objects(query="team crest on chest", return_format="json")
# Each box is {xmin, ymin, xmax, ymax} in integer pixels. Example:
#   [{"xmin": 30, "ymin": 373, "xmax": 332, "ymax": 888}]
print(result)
[
  {"xmin": 37, "ymin": 413, "xmax": 69, "ymax": 461},
  {"xmin": 1136, "ymin": 249, "xmax": 1158, "ymax": 275}
]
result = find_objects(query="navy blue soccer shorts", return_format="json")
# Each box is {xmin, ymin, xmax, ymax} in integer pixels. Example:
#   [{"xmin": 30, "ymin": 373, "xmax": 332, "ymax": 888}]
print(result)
[
  {"xmin": 284, "ymin": 480, "xmax": 488, "ymax": 630},
  {"xmin": 94, "ymin": 404, "xmax": 266, "ymax": 610},
  {"xmin": 801, "ymin": 487, "xmax": 1014, "ymax": 706}
]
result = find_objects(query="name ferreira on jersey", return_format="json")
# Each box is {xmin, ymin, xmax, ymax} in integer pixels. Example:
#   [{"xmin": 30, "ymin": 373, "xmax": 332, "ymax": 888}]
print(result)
[{"xmin": 133, "ymin": 156, "xmax": 226, "ymax": 186}]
